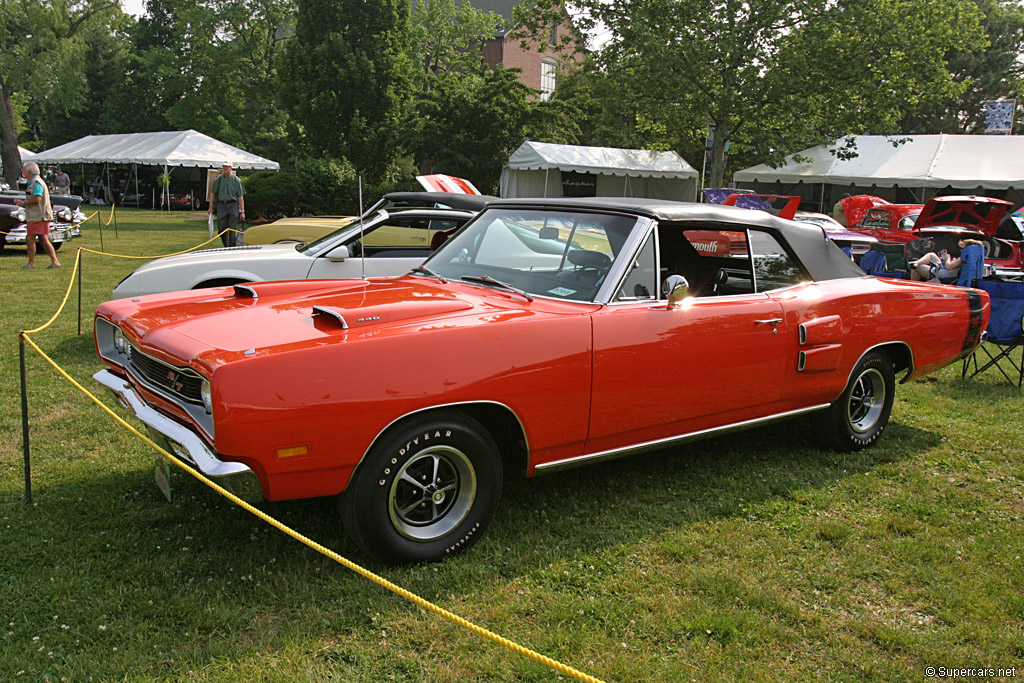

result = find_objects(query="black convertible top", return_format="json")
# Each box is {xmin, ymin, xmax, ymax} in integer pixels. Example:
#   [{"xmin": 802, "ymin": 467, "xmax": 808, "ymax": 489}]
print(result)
[
  {"xmin": 378, "ymin": 192, "xmax": 497, "ymax": 212},
  {"xmin": 487, "ymin": 196, "xmax": 866, "ymax": 282}
]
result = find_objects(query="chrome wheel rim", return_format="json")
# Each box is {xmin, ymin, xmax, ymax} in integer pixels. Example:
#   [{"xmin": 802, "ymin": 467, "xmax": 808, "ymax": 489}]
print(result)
[
  {"xmin": 389, "ymin": 446, "xmax": 476, "ymax": 542},
  {"xmin": 848, "ymin": 368, "xmax": 886, "ymax": 434}
]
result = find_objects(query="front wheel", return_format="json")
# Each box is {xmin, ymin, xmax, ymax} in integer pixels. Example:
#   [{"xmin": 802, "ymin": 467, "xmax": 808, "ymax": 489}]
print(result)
[
  {"xmin": 340, "ymin": 412, "xmax": 503, "ymax": 565},
  {"xmin": 816, "ymin": 350, "xmax": 895, "ymax": 451}
]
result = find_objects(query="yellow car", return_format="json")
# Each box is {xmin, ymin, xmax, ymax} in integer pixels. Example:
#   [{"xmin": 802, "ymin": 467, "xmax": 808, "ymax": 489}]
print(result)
[{"xmin": 241, "ymin": 192, "xmax": 495, "ymax": 245}]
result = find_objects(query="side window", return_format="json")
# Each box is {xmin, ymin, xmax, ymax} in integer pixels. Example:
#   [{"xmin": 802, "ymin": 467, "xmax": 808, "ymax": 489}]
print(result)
[
  {"xmin": 362, "ymin": 218, "xmax": 431, "ymax": 248},
  {"xmin": 860, "ymin": 209, "xmax": 891, "ymax": 230},
  {"xmin": 749, "ymin": 230, "xmax": 805, "ymax": 291},
  {"xmin": 616, "ymin": 232, "xmax": 657, "ymax": 301}
]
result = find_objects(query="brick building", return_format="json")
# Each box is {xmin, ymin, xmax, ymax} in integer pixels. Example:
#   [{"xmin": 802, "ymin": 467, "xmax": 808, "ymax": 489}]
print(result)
[{"xmin": 467, "ymin": 0, "xmax": 581, "ymax": 100}]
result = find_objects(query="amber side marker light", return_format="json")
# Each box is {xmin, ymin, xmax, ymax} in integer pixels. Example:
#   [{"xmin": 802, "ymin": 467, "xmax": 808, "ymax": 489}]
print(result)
[{"xmin": 276, "ymin": 445, "xmax": 309, "ymax": 459}]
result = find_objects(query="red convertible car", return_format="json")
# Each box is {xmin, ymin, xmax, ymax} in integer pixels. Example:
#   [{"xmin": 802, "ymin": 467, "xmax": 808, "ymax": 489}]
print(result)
[
  {"xmin": 843, "ymin": 195, "xmax": 1021, "ymax": 276},
  {"xmin": 94, "ymin": 198, "xmax": 989, "ymax": 564}
]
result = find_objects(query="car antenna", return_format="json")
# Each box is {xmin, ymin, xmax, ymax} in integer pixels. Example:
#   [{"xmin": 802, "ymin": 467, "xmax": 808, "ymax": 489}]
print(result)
[{"xmin": 358, "ymin": 176, "xmax": 366, "ymax": 280}]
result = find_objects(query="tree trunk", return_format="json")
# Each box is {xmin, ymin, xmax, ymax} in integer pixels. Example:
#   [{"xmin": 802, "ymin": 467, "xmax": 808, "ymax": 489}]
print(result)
[
  {"xmin": 709, "ymin": 123, "xmax": 730, "ymax": 189},
  {"xmin": 0, "ymin": 75, "xmax": 23, "ymax": 185}
]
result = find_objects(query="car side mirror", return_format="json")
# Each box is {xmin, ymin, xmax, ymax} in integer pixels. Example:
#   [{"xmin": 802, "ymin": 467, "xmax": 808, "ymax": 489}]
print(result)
[
  {"xmin": 327, "ymin": 245, "xmax": 350, "ymax": 262},
  {"xmin": 665, "ymin": 275, "xmax": 690, "ymax": 308}
]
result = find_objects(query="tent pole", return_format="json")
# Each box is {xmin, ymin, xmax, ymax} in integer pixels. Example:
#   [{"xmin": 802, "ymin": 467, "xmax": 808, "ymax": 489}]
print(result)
[
  {"xmin": 544, "ymin": 168, "xmax": 549, "ymax": 198},
  {"xmin": 164, "ymin": 164, "xmax": 168, "ymax": 211}
]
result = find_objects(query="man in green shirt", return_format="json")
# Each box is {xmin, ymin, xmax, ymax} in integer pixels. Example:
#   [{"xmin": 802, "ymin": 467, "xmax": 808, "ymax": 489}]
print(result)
[{"xmin": 208, "ymin": 162, "xmax": 246, "ymax": 246}]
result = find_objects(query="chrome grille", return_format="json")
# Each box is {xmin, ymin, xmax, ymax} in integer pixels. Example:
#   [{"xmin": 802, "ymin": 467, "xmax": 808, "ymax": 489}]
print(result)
[{"xmin": 128, "ymin": 346, "xmax": 203, "ymax": 405}]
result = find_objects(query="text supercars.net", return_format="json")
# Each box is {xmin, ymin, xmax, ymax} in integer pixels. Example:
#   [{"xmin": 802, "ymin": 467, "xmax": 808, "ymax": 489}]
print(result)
[{"xmin": 925, "ymin": 666, "xmax": 1018, "ymax": 678}]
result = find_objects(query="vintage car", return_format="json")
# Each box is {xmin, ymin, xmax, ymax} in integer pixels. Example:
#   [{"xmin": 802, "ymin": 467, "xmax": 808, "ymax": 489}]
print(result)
[
  {"xmin": 94, "ymin": 198, "xmax": 989, "ymax": 564},
  {"xmin": 160, "ymin": 191, "xmax": 203, "ymax": 210},
  {"xmin": 241, "ymin": 191, "xmax": 496, "ymax": 246},
  {"xmin": 791, "ymin": 211, "xmax": 877, "ymax": 259},
  {"xmin": 705, "ymin": 191, "xmax": 877, "ymax": 258},
  {"xmin": 0, "ymin": 192, "xmax": 84, "ymax": 253},
  {"xmin": 111, "ymin": 206, "xmax": 484, "ymax": 297},
  {"xmin": 843, "ymin": 195, "xmax": 1021, "ymax": 276}
]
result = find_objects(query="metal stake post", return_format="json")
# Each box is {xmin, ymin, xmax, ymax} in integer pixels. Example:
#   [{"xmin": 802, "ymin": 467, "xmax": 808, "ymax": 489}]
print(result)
[
  {"xmin": 77, "ymin": 250, "xmax": 83, "ymax": 335},
  {"xmin": 19, "ymin": 334, "xmax": 32, "ymax": 503}
]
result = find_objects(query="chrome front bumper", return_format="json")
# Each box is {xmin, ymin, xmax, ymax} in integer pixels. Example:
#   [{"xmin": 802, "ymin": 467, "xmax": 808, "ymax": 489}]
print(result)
[{"xmin": 93, "ymin": 369, "xmax": 253, "ymax": 479}]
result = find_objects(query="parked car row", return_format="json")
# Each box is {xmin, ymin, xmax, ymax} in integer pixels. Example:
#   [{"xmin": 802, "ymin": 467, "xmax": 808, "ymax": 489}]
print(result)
[
  {"xmin": 0, "ymin": 191, "xmax": 85, "ymax": 253},
  {"xmin": 841, "ymin": 194, "xmax": 1021, "ymax": 278},
  {"xmin": 95, "ymin": 192, "xmax": 990, "ymax": 565}
]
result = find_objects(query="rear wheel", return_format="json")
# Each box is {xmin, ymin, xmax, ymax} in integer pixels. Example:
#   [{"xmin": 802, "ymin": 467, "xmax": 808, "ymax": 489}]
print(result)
[
  {"xmin": 817, "ymin": 350, "xmax": 895, "ymax": 451},
  {"xmin": 340, "ymin": 412, "xmax": 502, "ymax": 565}
]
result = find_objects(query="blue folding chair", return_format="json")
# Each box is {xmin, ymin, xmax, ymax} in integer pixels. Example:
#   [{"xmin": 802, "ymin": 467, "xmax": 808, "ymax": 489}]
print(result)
[
  {"xmin": 962, "ymin": 280, "xmax": 1024, "ymax": 388},
  {"xmin": 860, "ymin": 249, "xmax": 887, "ymax": 274}
]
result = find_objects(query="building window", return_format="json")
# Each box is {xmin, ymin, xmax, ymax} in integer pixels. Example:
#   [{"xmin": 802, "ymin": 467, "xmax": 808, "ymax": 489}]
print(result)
[{"xmin": 540, "ymin": 59, "xmax": 558, "ymax": 101}]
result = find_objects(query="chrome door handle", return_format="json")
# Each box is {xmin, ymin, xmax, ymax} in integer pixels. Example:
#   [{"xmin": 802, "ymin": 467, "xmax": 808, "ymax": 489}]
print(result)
[{"xmin": 755, "ymin": 318, "xmax": 783, "ymax": 326}]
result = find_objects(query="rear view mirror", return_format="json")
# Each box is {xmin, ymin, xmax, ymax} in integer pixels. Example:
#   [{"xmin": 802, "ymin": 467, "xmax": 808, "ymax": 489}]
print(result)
[
  {"xmin": 539, "ymin": 227, "xmax": 559, "ymax": 240},
  {"xmin": 327, "ymin": 245, "xmax": 350, "ymax": 262},
  {"xmin": 665, "ymin": 275, "xmax": 690, "ymax": 308}
]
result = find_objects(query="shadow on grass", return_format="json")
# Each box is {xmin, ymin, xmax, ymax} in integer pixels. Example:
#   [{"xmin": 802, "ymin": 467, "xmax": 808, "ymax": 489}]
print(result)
[{"xmin": 6, "ymin": 412, "xmax": 942, "ymax": 587}]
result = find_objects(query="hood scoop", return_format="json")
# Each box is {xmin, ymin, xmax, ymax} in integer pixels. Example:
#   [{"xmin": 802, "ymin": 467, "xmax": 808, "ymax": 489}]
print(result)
[
  {"xmin": 233, "ymin": 284, "xmax": 258, "ymax": 300},
  {"xmin": 312, "ymin": 305, "xmax": 349, "ymax": 329}
]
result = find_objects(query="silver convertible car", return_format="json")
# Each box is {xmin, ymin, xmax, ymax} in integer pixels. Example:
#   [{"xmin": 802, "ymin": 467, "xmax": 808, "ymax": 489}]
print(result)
[{"xmin": 111, "ymin": 203, "xmax": 489, "ymax": 298}]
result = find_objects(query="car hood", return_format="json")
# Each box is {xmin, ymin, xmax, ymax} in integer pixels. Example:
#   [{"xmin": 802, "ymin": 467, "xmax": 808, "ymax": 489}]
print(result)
[
  {"xmin": 914, "ymin": 195, "xmax": 1012, "ymax": 235},
  {"xmin": 258, "ymin": 216, "xmax": 355, "ymax": 228},
  {"xmin": 131, "ymin": 243, "xmax": 304, "ymax": 273},
  {"xmin": 107, "ymin": 278, "xmax": 492, "ymax": 364}
]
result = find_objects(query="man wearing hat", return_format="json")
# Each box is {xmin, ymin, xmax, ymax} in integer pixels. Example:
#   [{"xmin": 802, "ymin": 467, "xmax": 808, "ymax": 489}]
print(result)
[{"xmin": 208, "ymin": 161, "xmax": 246, "ymax": 247}]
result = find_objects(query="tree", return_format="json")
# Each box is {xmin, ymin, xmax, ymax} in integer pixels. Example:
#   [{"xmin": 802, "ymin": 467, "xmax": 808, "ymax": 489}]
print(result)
[
  {"xmin": 520, "ymin": 0, "xmax": 986, "ymax": 186},
  {"xmin": 900, "ymin": 0, "xmax": 1024, "ymax": 134},
  {"xmin": 0, "ymin": 0, "xmax": 120, "ymax": 183},
  {"xmin": 280, "ymin": 0, "xmax": 411, "ymax": 181}
]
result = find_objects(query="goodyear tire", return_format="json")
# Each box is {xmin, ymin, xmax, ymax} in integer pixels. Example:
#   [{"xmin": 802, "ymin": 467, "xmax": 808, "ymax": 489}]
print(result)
[
  {"xmin": 817, "ymin": 350, "xmax": 895, "ymax": 451},
  {"xmin": 340, "ymin": 412, "xmax": 502, "ymax": 565}
]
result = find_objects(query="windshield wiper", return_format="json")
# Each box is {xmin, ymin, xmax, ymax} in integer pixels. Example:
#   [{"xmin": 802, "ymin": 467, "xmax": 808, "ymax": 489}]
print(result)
[
  {"xmin": 460, "ymin": 274, "xmax": 533, "ymax": 302},
  {"xmin": 411, "ymin": 266, "xmax": 448, "ymax": 283}
]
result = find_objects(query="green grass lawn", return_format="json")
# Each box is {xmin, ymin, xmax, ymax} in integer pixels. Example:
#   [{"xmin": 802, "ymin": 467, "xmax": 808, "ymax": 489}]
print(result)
[{"xmin": 2, "ymin": 207, "xmax": 1022, "ymax": 681}]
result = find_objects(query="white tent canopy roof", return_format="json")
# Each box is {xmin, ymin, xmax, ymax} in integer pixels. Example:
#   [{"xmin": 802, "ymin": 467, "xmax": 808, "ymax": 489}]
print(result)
[
  {"xmin": 31, "ymin": 130, "xmax": 279, "ymax": 170},
  {"xmin": 507, "ymin": 141, "xmax": 698, "ymax": 179},
  {"xmin": 18, "ymin": 146, "xmax": 36, "ymax": 160},
  {"xmin": 734, "ymin": 134, "xmax": 1024, "ymax": 190}
]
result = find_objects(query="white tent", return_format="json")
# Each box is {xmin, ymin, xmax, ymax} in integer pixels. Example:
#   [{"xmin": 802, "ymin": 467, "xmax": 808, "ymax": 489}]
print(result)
[
  {"xmin": 734, "ymin": 134, "xmax": 1024, "ymax": 191},
  {"xmin": 31, "ymin": 130, "xmax": 279, "ymax": 170},
  {"xmin": 500, "ymin": 141, "xmax": 698, "ymax": 201},
  {"xmin": 18, "ymin": 146, "xmax": 35, "ymax": 160}
]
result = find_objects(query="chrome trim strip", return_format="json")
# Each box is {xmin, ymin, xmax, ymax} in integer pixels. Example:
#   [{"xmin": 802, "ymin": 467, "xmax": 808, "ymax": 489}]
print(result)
[
  {"xmin": 847, "ymin": 341, "xmax": 915, "ymax": 387},
  {"xmin": 355, "ymin": 400, "xmax": 530, "ymax": 479},
  {"xmin": 534, "ymin": 404, "xmax": 830, "ymax": 473},
  {"xmin": 312, "ymin": 305, "xmax": 349, "ymax": 329},
  {"xmin": 93, "ymin": 369, "xmax": 250, "ymax": 478}
]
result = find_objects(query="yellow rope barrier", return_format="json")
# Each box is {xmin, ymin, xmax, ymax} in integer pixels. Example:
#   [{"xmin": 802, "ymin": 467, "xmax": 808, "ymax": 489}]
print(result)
[
  {"xmin": 18, "ymin": 248, "xmax": 607, "ymax": 683},
  {"xmin": 98, "ymin": 203, "xmax": 116, "ymax": 225}
]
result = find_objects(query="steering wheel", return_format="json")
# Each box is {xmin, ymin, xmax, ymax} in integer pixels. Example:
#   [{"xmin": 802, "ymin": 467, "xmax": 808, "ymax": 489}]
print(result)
[{"xmin": 348, "ymin": 240, "xmax": 362, "ymax": 257}]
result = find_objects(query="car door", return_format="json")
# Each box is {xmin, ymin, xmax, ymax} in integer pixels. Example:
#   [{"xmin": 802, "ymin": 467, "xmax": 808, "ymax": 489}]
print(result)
[
  {"xmin": 587, "ymin": 225, "xmax": 800, "ymax": 454},
  {"xmin": 304, "ymin": 216, "xmax": 448, "ymax": 280}
]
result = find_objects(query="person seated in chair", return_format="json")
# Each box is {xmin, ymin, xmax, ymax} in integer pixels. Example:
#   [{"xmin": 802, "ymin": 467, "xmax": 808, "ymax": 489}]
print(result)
[{"xmin": 910, "ymin": 239, "xmax": 984, "ymax": 284}]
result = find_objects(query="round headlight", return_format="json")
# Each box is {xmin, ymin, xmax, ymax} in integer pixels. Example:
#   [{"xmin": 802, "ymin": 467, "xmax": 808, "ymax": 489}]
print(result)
[
  {"xmin": 201, "ymin": 379, "xmax": 213, "ymax": 414},
  {"xmin": 113, "ymin": 328, "xmax": 126, "ymax": 354},
  {"xmin": 57, "ymin": 208, "xmax": 72, "ymax": 222},
  {"xmin": 15, "ymin": 207, "xmax": 26, "ymax": 222}
]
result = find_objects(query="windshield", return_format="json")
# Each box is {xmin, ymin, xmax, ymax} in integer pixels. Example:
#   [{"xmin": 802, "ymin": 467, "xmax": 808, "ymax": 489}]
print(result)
[
  {"xmin": 298, "ymin": 211, "xmax": 387, "ymax": 255},
  {"xmin": 423, "ymin": 208, "xmax": 638, "ymax": 302}
]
